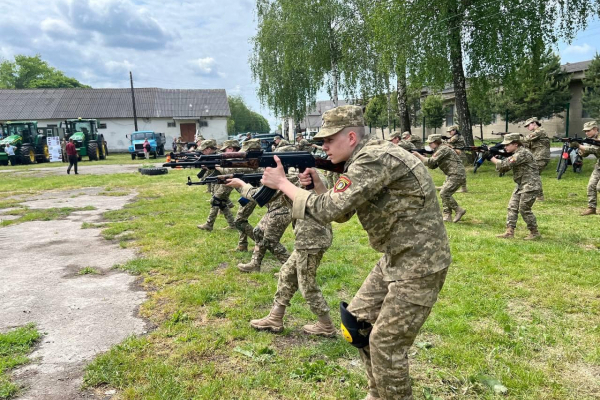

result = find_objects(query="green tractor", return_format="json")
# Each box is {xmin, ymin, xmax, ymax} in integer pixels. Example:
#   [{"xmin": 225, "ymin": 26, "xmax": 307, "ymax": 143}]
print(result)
[
  {"xmin": 0, "ymin": 121, "xmax": 50, "ymax": 165},
  {"xmin": 63, "ymin": 118, "xmax": 108, "ymax": 161}
]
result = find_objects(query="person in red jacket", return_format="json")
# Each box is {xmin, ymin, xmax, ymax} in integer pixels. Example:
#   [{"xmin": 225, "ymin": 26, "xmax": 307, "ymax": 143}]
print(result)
[{"xmin": 66, "ymin": 138, "xmax": 79, "ymax": 175}]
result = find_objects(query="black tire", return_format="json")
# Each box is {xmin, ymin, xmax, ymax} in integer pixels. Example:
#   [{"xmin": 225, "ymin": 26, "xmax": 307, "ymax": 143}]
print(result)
[
  {"xmin": 139, "ymin": 167, "xmax": 168, "ymax": 176},
  {"xmin": 88, "ymin": 142, "xmax": 99, "ymax": 161},
  {"xmin": 0, "ymin": 160, "xmax": 8, "ymax": 166},
  {"xmin": 158, "ymin": 145, "xmax": 165, "ymax": 156},
  {"xmin": 557, "ymin": 157, "xmax": 568, "ymax": 180},
  {"xmin": 103, "ymin": 143, "xmax": 109, "ymax": 157},
  {"xmin": 131, "ymin": 153, "xmax": 136, "ymax": 160},
  {"xmin": 37, "ymin": 144, "xmax": 50, "ymax": 163},
  {"xmin": 99, "ymin": 143, "xmax": 106, "ymax": 160},
  {"xmin": 18, "ymin": 145, "xmax": 35, "ymax": 164}
]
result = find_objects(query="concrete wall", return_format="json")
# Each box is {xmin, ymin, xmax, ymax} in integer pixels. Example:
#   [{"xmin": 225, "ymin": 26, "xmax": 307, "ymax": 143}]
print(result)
[{"xmin": 32, "ymin": 117, "xmax": 228, "ymax": 151}]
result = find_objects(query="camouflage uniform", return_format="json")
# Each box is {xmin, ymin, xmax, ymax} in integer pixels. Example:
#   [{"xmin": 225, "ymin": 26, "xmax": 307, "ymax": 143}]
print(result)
[
  {"xmin": 176, "ymin": 138, "xmax": 185, "ymax": 153},
  {"xmin": 446, "ymin": 127, "xmax": 468, "ymax": 192},
  {"xmin": 403, "ymin": 133, "xmax": 424, "ymax": 150},
  {"xmin": 522, "ymin": 119, "xmax": 550, "ymax": 198},
  {"xmin": 234, "ymin": 140, "xmax": 263, "ymax": 249},
  {"xmin": 496, "ymin": 145, "xmax": 541, "ymax": 231},
  {"xmin": 390, "ymin": 130, "xmax": 416, "ymax": 152},
  {"xmin": 424, "ymin": 142, "xmax": 467, "ymax": 218},
  {"xmin": 292, "ymin": 105, "xmax": 451, "ymax": 400},
  {"xmin": 577, "ymin": 124, "xmax": 600, "ymax": 209}
]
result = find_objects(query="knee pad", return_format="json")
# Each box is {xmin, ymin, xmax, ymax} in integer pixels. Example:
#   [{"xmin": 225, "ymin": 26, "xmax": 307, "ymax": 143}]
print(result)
[
  {"xmin": 253, "ymin": 227, "xmax": 264, "ymax": 243},
  {"xmin": 340, "ymin": 302, "xmax": 371, "ymax": 348},
  {"xmin": 235, "ymin": 220, "xmax": 246, "ymax": 231}
]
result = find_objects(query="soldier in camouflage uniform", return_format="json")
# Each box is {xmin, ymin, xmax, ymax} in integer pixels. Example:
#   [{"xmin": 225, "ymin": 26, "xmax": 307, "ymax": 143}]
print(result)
[
  {"xmin": 413, "ymin": 134, "xmax": 467, "ymax": 223},
  {"xmin": 445, "ymin": 125, "xmax": 468, "ymax": 193},
  {"xmin": 196, "ymin": 139, "xmax": 218, "ymax": 194},
  {"xmin": 232, "ymin": 146, "xmax": 295, "ymax": 272},
  {"xmin": 569, "ymin": 121, "xmax": 600, "ymax": 215},
  {"xmin": 175, "ymin": 137, "xmax": 186, "ymax": 153},
  {"xmin": 389, "ymin": 130, "xmax": 416, "ymax": 152},
  {"xmin": 233, "ymin": 139, "xmax": 262, "ymax": 251},
  {"xmin": 402, "ymin": 131, "xmax": 424, "ymax": 150},
  {"xmin": 522, "ymin": 117, "xmax": 550, "ymax": 201},
  {"xmin": 260, "ymin": 105, "xmax": 451, "ymax": 400},
  {"xmin": 490, "ymin": 133, "xmax": 542, "ymax": 240},
  {"xmin": 197, "ymin": 140, "xmax": 239, "ymax": 231}
]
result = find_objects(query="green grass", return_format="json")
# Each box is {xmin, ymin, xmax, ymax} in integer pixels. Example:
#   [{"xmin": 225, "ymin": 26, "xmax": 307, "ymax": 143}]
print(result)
[
  {"xmin": 0, "ymin": 324, "xmax": 41, "ymax": 399},
  {"xmin": 78, "ymin": 267, "xmax": 100, "ymax": 275},
  {"xmin": 1, "ymin": 158, "xmax": 599, "ymax": 399},
  {"xmin": 0, "ymin": 153, "xmax": 163, "ymax": 172}
]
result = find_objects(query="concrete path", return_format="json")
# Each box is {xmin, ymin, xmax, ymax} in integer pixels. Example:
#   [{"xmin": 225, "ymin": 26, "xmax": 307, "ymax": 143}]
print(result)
[{"xmin": 0, "ymin": 188, "xmax": 148, "ymax": 399}]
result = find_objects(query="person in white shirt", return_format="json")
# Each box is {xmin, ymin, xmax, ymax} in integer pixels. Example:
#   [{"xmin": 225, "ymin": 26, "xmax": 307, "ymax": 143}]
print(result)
[{"xmin": 4, "ymin": 143, "xmax": 16, "ymax": 166}]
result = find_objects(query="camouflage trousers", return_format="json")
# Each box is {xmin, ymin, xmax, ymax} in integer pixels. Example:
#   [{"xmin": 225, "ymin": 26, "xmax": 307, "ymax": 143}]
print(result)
[
  {"xmin": 587, "ymin": 164, "xmax": 600, "ymax": 209},
  {"xmin": 274, "ymin": 249, "xmax": 329, "ymax": 316},
  {"xmin": 205, "ymin": 205, "xmax": 235, "ymax": 228},
  {"xmin": 536, "ymin": 159, "xmax": 549, "ymax": 198},
  {"xmin": 234, "ymin": 200, "xmax": 257, "ymax": 247},
  {"xmin": 440, "ymin": 175, "xmax": 466, "ymax": 214},
  {"xmin": 347, "ymin": 259, "xmax": 448, "ymax": 400},
  {"xmin": 254, "ymin": 207, "xmax": 292, "ymax": 260},
  {"xmin": 506, "ymin": 189, "xmax": 538, "ymax": 230}
]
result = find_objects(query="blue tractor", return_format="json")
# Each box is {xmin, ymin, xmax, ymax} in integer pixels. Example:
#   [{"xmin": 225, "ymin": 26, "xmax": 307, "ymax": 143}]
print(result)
[{"xmin": 127, "ymin": 131, "xmax": 166, "ymax": 159}]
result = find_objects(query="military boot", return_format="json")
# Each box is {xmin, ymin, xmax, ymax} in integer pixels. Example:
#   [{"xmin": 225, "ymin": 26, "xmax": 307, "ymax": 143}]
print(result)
[
  {"xmin": 237, "ymin": 247, "xmax": 266, "ymax": 273},
  {"xmin": 197, "ymin": 223, "xmax": 213, "ymax": 231},
  {"xmin": 198, "ymin": 207, "xmax": 218, "ymax": 231},
  {"xmin": 496, "ymin": 226, "xmax": 515, "ymax": 239},
  {"xmin": 443, "ymin": 213, "xmax": 452, "ymax": 222},
  {"xmin": 303, "ymin": 314, "xmax": 336, "ymax": 337},
  {"xmin": 523, "ymin": 228, "xmax": 541, "ymax": 240},
  {"xmin": 581, "ymin": 207, "xmax": 596, "ymax": 216},
  {"xmin": 453, "ymin": 207, "xmax": 466, "ymax": 223},
  {"xmin": 458, "ymin": 185, "xmax": 468, "ymax": 193},
  {"xmin": 250, "ymin": 304, "xmax": 285, "ymax": 333}
]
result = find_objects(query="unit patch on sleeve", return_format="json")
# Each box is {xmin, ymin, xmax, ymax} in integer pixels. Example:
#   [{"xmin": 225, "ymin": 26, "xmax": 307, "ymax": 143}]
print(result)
[{"xmin": 334, "ymin": 176, "xmax": 352, "ymax": 193}]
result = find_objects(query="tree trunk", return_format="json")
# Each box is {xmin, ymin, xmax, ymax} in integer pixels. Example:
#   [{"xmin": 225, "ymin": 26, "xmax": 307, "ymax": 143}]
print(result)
[
  {"xmin": 396, "ymin": 60, "xmax": 411, "ymax": 133},
  {"xmin": 385, "ymin": 75, "xmax": 391, "ymax": 139},
  {"xmin": 447, "ymin": 4, "xmax": 473, "ymax": 147}
]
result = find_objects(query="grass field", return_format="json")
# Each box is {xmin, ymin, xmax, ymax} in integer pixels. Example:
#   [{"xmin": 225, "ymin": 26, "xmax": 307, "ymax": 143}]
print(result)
[
  {"xmin": 0, "ymin": 325, "xmax": 40, "ymax": 399},
  {"xmin": 0, "ymin": 157, "xmax": 598, "ymax": 399}
]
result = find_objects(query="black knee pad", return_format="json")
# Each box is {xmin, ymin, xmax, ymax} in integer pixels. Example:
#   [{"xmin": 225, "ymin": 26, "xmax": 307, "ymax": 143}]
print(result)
[{"xmin": 340, "ymin": 302, "xmax": 371, "ymax": 348}]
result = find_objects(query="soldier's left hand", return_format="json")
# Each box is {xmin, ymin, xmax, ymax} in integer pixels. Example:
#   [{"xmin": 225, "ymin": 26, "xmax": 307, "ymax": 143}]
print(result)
[
  {"xmin": 569, "ymin": 141, "xmax": 580, "ymax": 149},
  {"xmin": 225, "ymin": 178, "xmax": 245, "ymax": 188},
  {"xmin": 262, "ymin": 155, "xmax": 288, "ymax": 189}
]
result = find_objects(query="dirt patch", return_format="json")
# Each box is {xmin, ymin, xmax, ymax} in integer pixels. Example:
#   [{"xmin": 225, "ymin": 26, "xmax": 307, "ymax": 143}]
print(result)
[{"xmin": 0, "ymin": 188, "xmax": 149, "ymax": 400}]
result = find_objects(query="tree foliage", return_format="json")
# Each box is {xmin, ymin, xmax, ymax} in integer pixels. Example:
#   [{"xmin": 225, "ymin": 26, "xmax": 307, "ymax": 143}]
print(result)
[
  {"xmin": 582, "ymin": 53, "xmax": 600, "ymax": 120},
  {"xmin": 468, "ymin": 78, "xmax": 498, "ymax": 127},
  {"xmin": 227, "ymin": 96, "xmax": 270, "ymax": 134},
  {"xmin": 497, "ymin": 51, "xmax": 571, "ymax": 123},
  {"xmin": 0, "ymin": 54, "xmax": 89, "ymax": 89},
  {"xmin": 422, "ymin": 95, "xmax": 446, "ymax": 130}
]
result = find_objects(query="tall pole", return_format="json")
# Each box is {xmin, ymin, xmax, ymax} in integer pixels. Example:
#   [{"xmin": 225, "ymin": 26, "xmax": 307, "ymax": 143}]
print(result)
[
  {"xmin": 505, "ymin": 109, "xmax": 509, "ymax": 133},
  {"xmin": 565, "ymin": 102, "xmax": 570, "ymax": 137},
  {"xmin": 130, "ymin": 71, "xmax": 138, "ymax": 131}
]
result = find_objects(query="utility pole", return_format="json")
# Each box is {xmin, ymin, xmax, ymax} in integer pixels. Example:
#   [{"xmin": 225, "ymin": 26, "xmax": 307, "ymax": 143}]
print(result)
[{"xmin": 130, "ymin": 71, "xmax": 138, "ymax": 131}]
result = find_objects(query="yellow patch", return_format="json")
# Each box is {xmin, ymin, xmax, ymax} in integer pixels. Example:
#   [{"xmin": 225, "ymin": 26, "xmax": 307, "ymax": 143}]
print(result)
[
  {"xmin": 341, "ymin": 323, "xmax": 353, "ymax": 343},
  {"xmin": 334, "ymin": 176, "xmax": 352, "ymax": 193}
]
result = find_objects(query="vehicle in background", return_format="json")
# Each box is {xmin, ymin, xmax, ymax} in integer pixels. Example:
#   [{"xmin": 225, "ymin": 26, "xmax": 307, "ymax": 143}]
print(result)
[
  {"xmin": 252, "ymin": 133, "xmax": 279, "ymax": 152},
  {"xmin": 0, "ymin": 121, "xmax": 52, "ymax": 165},
  {"xmin": 63, "ymin": 118, "xmax": 108, "ymax": 161},
  {"xmin": 127, "ymin": 131, "xmax": 166, "ymax": 159}
]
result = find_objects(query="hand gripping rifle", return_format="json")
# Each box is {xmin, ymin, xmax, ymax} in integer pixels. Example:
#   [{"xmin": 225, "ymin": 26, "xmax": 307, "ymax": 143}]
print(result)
[
  {"xmin": 187, "ymin": 173, "xmax": 264, "ymax": 186},
  {"xmin": 459, "ymin": 144, "xmax": 511, "ymax": 173},
  {"xmin": 164, "ymin": 150, "xmax": 345, "ymax": 206},
  {"xmin": 414, "ymin": 148, "xmax": 434, "ymax": 155}
]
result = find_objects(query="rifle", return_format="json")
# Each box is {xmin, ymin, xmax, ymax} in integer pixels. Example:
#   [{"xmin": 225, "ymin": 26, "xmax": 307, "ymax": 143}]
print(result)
[
  {"xmin": 468, "ymin": 144, "xmax": 512, "ymax": 173},
  {"xmin": 414, "ymin": 149, "xmax": 434, "ymax": 155},
  {"xmin": 491, "ymin": 132, "xmax": 510, "ymax": 136},
  {"xmin": 552, "ymin": 136, "xmax": 600, "ymax": 146},
  {"xmin": 187, "ymin": 173, "xmax": 264, "ymax": 186},
  {"xmin": 164, "ymin": 150, "xmax": 345, "ymax": 206}
]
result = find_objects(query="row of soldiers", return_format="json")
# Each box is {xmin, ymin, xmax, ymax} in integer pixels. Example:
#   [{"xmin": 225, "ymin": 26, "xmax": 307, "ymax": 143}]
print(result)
[{"xmin": 186, "ymin": 108, "xmax": 599, "ymax": 400}]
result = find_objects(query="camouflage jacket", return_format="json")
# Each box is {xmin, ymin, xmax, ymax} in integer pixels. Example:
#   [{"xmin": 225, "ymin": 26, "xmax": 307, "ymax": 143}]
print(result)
[
  {"xmin": 425, "ymin": 144, "xmax": 466, "ymax": 178},
  {"xmin": 397, "ymin": 140, "xmax": 416, "ymax": 152},
  {"xmin": 240, "ymin": 178, "xmax": 291, "ymax": 214},
  {"xmin": 496, "ymin": 146, "xmax": 541, "ymax": 193},
  {"xmin": 409, "ymin": 136, "xmax": 424, "ymax": 150},
  {"xmin": 292, "ymin": 139, "xmax": 451, "ymax": 286},
  {"xmin": 447, "ymin": 134, "xmax": 466, "ymax": 149},
  {"xmin": 522, "ymin": 127, "xmax": 551, "ymax": 162},
  {"xmin": 579, "ymin": 133, "xmax": 600, "ymax": 166}
]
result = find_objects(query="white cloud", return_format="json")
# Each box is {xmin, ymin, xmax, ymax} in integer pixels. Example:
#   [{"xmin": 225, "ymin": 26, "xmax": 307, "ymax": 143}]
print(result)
[
  {"xmin": 105, "ymin": 60, "xmax": 135, "ymax": 74},
  {"xmin": 40, "ymin": 18, "xmax": 76, "ymax": 38},
  {"xmin": 190, "ymin": 57, "xmax": 217, "ymax": 76},
  {"xmin": 563, "ymin": 43, "xmax": 594, "ymax": 55}
]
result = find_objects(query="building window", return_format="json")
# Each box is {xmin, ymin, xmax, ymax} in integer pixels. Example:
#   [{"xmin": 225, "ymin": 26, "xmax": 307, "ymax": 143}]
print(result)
[
  {"xmin": 167, "ymin": 121, "xmax": 176, "ymax": 128},
  {"xmin": 98, "ymin": 123, "xmax": 107, "ymax": 129},
  {"xmin": 445, "ymin": 105, "xmax": 454, "ymax": 126},
  {"xmin": 198, "ymin": 120, "xmax": 208, "ymax": 127}
]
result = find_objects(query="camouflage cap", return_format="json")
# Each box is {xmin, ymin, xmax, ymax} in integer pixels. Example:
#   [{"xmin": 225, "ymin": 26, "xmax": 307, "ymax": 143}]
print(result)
[
  {"xmin": 389, "ymin": 130, "xmax": 402, "ymax": 140},
  {"xmin": 446, "ymin": 125, "xmax": 459, "ymax": 132},
  {"xmin": 220, "ymin": 139, "xmax": 241, "ymax": 151},
  {"xmin": 501, "ymin": 133, "xmax": 523, "ymax": 145},
  {"xmin": 199, "ymin": 139, "xmax": 217, "ymax": 151},
  {"xmin": 583, "ymin": 121, "xmax": 598, "ymax": 131},
  {"xmin": 241, "ymin": 138, "xmax": 261, "ymax": 152},
  {"xmin": 427, "ymin": 134, "xmax": 443, "ymax": 143},
  {"xmin": 313, "ymin": 105, "xmax": 365, "ymax": 139},
  {"xmin": 274, "ymin": 135, "xmax": 282, "ymax": 140},
  {"xmin": 523, "ymin": 117, "xmax": 540, "ymax": 127}
]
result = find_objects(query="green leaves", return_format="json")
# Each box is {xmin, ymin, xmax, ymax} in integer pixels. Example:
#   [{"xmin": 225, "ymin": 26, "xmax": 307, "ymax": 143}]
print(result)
[
  {"xmin": 0, "ymin": 54, "xmax": 89, "ymax": 89},
  {"xmin": 422, "ymin": 95, "xmax": 446, "ymax": 130},
  {"xmin": 582, "ymin": 53, "xmax": 600, "ymax": 120}
]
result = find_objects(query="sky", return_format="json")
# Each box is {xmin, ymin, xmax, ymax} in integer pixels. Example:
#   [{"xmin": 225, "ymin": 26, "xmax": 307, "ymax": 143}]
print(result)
[{"xmin": 0, "ymin": 0, "xmax": 599, "ymax": 131}]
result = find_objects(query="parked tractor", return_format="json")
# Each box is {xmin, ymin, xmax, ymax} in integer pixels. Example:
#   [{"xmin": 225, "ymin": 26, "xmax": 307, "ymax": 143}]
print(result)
[
  {"xmin": 127, "ymin": 131, "xmax": 166, "ymax": 159},
  {"xmin": 0, "ymin": 121, "xmax": 51, "ymax": 165},
  {"xmin": 63, "ymin": 118, "xmax": 108, "ymax": 161}
]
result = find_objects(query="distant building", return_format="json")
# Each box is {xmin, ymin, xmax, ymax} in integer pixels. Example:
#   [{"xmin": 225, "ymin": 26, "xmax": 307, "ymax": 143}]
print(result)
[{"xmin": 0, "ymin": 88, "xmax": 230, "ymax": 151}]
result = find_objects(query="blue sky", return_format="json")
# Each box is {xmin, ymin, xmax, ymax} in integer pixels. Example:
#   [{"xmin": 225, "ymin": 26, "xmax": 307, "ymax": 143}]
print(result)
[{"xmin": 0, "ymin": 0, "xmax": 598, "ymax": 130}]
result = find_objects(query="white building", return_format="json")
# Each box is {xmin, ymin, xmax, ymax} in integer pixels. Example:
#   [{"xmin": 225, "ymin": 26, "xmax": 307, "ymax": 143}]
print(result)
[{"xmin": 0, "ymin": 88, "xmax": 230, "ymax": 151}]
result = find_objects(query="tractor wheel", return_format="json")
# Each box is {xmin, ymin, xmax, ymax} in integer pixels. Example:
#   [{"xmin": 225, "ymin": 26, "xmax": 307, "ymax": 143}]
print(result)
[
  {"xmin": 39, "ymin": 144, "xmax": 50, "ymax": 163},
  {"xmin": 99, "ymin": 143, "xmax": 106, "ymax": 160},
  {"xmin": 0, "ymin": 160, "xmax": 8, "ymax": 166},
  {"xmin": 158, "ymin": 145, "xmax": 165, "ymax": 156},
  {"xmin": 88, "ymin": 142, "xmax": 99, "ymax": 161},
  {"xmin": 19, "ymin": 145, "xmax": 35, "ymax": 165},
  {"xmin": 139, "ymin": 167, "xmax": 168, "ymax": 176},
  {"xmin": 131, "ymin": 153, "xmax": 136, "ymax": 160}
]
